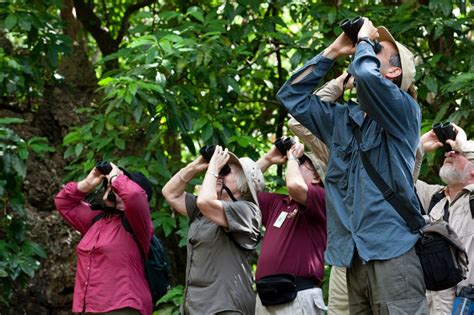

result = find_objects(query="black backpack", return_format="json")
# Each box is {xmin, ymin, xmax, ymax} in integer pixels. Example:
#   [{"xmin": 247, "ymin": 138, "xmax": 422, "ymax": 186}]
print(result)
[{"xmin": 93, "ymin": 212, "xmax": 170, "ymax": 304}]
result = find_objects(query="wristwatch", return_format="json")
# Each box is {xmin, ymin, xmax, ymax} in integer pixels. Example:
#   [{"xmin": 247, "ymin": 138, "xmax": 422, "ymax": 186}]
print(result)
[{"xmin": 357, "ymin": 36, "xmax": 376, "ymax": 50}]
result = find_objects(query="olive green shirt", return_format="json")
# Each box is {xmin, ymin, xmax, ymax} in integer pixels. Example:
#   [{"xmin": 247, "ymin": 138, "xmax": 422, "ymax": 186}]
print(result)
[{"xmin": 182, "ymin": 193, "xmax": 261, "ymax": 315}]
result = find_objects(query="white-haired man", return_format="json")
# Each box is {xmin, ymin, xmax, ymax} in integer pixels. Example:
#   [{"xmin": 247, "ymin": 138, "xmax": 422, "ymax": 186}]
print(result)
[{"xmin": 416, "ymin": 124, "xmax": 474, "ymax": 314}]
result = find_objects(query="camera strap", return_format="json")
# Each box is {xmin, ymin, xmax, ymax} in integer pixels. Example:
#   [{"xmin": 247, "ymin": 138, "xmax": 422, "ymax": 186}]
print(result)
[{"xmin": 221, "ymin": 184, "xmax": 237, "ymax": 202}]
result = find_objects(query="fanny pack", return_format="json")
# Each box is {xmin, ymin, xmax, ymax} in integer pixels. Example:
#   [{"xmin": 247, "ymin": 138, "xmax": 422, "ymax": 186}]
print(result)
[{"xmin": 256, "ymin": 274, "xmax": 317, "ymax": 306}]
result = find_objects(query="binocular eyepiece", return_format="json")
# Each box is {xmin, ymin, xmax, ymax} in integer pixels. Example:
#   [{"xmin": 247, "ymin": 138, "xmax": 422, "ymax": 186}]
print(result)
[
  {"xmin": 199, "ymin": 145, "xmax": 231, "ymax": 177},
  {"xmin": 339, "ymin": 16, "xmax": 381, "ymax": 53},
  {"xmin": 432, "ymin": 122, "xmax": 456, "ymax": 152},
  {"xmin": 96, "ymin": 161, "xmax": 112, "ymax": 175},
  {"xmin": 274, "ymin": 137, "xmax": 295, "ymax": 156}
]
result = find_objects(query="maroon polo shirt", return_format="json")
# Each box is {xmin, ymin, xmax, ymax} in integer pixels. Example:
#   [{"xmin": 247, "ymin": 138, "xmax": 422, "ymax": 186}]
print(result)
[{"xmin": 256, "ymin": 185, "xmax": 327, "ymax": 282}]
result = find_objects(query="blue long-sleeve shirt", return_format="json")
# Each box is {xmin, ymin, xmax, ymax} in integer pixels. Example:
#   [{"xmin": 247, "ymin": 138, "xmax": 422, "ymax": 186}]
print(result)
[{"xmin": 277, "ymin": 42, "xmax": 425, "ymax": 267}]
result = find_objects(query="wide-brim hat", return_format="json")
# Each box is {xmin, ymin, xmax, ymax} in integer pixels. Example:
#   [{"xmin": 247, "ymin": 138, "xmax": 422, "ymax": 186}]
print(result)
[
  {"xmin": 303, "ymin": 152, "xmax": 327, "ymax": 183},
  {"xmin": 377, "ymin": 26, "xmax": 416, "ymax": 91},
  {"xmin": 227, "ymin": 153, "xmax": 265, "ymax": 206}
]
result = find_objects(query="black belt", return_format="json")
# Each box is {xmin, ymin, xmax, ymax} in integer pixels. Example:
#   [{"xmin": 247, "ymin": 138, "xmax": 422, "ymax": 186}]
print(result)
[{"xmin": 295, "ymin": 277, "xmax": 320, "ymax": 291}]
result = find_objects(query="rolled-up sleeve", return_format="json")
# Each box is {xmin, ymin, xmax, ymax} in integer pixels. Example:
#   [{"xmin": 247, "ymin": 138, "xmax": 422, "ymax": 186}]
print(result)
[
  {"xmin": 277, "ymin": 54, "xmax": 336, "ymax": 145},
  {"xmin": 222, "ymin": 201, "xmax": 261, "ymax": 249}
]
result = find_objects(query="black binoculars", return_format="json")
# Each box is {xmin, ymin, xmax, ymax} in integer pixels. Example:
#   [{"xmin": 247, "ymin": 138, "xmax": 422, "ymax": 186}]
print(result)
[
  {"xmin": 339, "ymin": 16, "xmax": 381, "ymax": 53},
  {"xmin": 274, "ymin": 137, "xmax": 295, "ymax": 156},
  {"xmin": 199, "ymin": 145, "xmax": 231, "ymax": 176},
  {"xmin": 432, "ymin": 122, "xmax": 456, "ymax": 152},
  {"xmin": 96, "ymin": 161, "xmax": 112, "ymax": 175},
  {"xmin": 93, "ymin": 161, "xmax": 116, "ymax": 203}
]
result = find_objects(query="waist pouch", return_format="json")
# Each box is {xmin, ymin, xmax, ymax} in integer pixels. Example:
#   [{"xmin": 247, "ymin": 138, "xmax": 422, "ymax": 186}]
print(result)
[
  {"xmin": 415, "ymin": 222, "xmax": 468, "ymax": 291},
  {"xmin": 256, "ymin": 274, "xmax": 317, "ymax": 306}
]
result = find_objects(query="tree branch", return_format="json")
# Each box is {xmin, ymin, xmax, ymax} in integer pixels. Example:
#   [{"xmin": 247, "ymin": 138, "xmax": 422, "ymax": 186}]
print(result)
[
  {"xmin": 116, "ymin": 0, "xmax": 157, "ymax": 46},
  {"xmin": 73, "ymin": 0, "xmax": 115, "ymax": 56}
]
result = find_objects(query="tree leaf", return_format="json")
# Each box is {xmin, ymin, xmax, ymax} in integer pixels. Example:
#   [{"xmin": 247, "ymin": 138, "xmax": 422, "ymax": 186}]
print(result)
[
  {"xmin": 187, "ymin": 7, "xmax": 205, "ymax": 23},
  {"xmin": 5, "ymin": 15, "xmax": 17, "ymax": 30}
]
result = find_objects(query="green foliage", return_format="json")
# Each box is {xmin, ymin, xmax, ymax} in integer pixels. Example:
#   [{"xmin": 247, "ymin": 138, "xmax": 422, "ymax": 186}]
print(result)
[
  {"xmin": 154, "ymin": 285, "xmax": 184, "ymax": 315},
  {"xmin": 59, "ymin": 0, "xmax": 473, "ymax": 260},
  {"xmin": 0, "ymin": 0, "xmax": 71, "ymax": 100},
  {"xmin": 3, "ymin": 0, "xmax": 472, "ymax": 307},
  {"xmin": 0, "ymin": 118, "xmax": 53, "ymax": 305}
]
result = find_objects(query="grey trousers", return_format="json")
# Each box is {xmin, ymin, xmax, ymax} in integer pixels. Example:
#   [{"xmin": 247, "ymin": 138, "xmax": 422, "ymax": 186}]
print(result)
[{"xmin": 347, "ymin": 247, "xmax": 429, "ymax": 315}]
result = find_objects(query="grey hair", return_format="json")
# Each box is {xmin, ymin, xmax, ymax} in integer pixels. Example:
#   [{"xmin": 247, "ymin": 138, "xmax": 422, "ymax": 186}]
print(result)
[
  {"xmin": 389, "ymin": 52, "xmax": 402, "ymax": 88},
  {"xmin": 233, "ymin": 163, "xmax": 250, "ymax": 200}
]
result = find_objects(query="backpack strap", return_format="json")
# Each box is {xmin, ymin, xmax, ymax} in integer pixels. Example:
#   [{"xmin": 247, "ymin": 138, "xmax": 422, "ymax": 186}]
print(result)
[
  {"xmin": 91, "ymin": 211, "xmax": 147, "ymax": 260},
  {"xmin": 470, "ymin": 191, "xmax": 474, "ymax": 219},
  {"xmin": 120, "ymin": 216, "xmax": 147, "ymax": 260},
  {"xmin": 427, "ymin": 190, "xmax": 446, "ymax": 215}
]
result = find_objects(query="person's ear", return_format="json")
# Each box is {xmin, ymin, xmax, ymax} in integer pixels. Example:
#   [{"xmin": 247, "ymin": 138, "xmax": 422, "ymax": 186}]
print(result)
[
  {"xmin": 312, "ymin": 175, "xmax": 321, "ymax": 185},
  {"xmin": 386, "ymin": 66, "xmax": 401, "ymax": 80}
]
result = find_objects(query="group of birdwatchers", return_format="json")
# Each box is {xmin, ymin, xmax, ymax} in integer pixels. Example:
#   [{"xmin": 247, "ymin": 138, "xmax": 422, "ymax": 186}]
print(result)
[{"xmin": 55, "ymin": 17, "xmax": 474, "ymax": 315}]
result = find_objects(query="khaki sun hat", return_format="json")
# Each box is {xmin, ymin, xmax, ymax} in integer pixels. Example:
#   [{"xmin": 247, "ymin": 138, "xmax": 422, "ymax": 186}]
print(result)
[
  {"xmin": 227, "ymin": 153, "xmax": 265, "ymax": 206},
  {"xmin": 377, "ymin": 26, "xmax": 416, "ymax": 91}
]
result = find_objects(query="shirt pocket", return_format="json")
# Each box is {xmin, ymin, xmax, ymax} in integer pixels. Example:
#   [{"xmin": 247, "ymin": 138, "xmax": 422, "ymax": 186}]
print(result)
[
  {"xmin": 449, "ymin": 206, "xmax": 473, "ymax": 237},
  {"xmin": 326, "ymin": 143, "xmax": 353, "ymax": 192},
  {"xmin": 359, "ymin": 127, "xmax": 383, "ymax": 153}
]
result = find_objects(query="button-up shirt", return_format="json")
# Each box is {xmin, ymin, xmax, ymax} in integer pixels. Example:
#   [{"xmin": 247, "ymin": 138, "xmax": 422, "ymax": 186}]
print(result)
[
  {"xmin": 183, "ymin": 193, "xmax": 261, "ymax": 315},
  {"xmin": 55, "ymin": 176, "xmax": 154, "ymax": 315},
  {"xmin": 277, "ymin": 42, "xmax": 424, "ymax": 267}
]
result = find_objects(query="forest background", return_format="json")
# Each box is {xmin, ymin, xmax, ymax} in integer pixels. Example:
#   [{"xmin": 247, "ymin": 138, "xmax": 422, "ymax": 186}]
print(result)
[{"xmin": 0, "ymin": 0, "xmax": 472, "ymax": 314}]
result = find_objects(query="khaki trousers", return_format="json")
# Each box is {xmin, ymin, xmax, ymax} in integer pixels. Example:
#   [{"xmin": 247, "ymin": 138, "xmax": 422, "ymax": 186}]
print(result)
[
  {"xmin": 255, "ymin": 287, "xmax": 326, "ymax": 315},
  {"xmin": 347, "ymin": 247, "xmax": 429, "ymax": 314}
]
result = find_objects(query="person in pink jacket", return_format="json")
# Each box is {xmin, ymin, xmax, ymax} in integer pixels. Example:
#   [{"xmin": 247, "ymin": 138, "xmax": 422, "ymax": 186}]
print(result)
[{"xmin": 55, "ymin": 162, "xmax": 154, "ymax": 315}]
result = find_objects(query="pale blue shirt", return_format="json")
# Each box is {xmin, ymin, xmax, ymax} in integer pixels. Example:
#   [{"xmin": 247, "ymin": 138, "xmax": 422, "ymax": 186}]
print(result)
[{"xmin": 277, "ymin": 42, "xmax": 425, "ymax": 267}]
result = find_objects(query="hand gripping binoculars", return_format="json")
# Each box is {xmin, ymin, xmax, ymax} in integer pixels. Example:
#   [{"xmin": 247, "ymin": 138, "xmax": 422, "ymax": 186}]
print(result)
[
  {"xmin": 339, "ymin": 16, "xmax": 381, "ymax": 53},
  {"xmin": 432, "ymin": 122, "xmax": 456, "ymax": 152},
  {"xmin": 199, "ymin": 145, "xmax": 231, "ymax": 176},
  {"xmin": 274, "ymin": 137, "xmax": 295, "ymax": 156}
]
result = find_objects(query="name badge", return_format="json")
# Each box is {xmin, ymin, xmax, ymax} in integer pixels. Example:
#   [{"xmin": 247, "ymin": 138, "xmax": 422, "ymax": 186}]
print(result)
[{"xmin": 273, "ymin": 211, "xmax": 288, "ymax": 228}]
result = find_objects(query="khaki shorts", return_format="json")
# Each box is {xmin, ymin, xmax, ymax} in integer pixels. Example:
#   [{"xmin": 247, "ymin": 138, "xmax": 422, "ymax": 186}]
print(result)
[{"xmin": 255, "ymin": 287, "xmax": 326, "ymax": 315}]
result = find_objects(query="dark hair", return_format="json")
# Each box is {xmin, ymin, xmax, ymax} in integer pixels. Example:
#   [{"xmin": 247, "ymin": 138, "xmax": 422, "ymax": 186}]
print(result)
[
  {"xmin": 389, "ymin": 52, "xmax": 402, "ymax": 88},
  {"xmin": 121, "ymin": 168, "xmax": 153, "ymax": 202}
]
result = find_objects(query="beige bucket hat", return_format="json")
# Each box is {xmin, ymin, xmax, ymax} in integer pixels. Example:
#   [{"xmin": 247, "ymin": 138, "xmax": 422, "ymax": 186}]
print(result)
[
  {"xmin": 227, "ymin": 153, "xmax": 265, "ymax": 206},
  {"xmin": 377, "ymin": 26, "xmax": 416, "ymax": 91}
]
